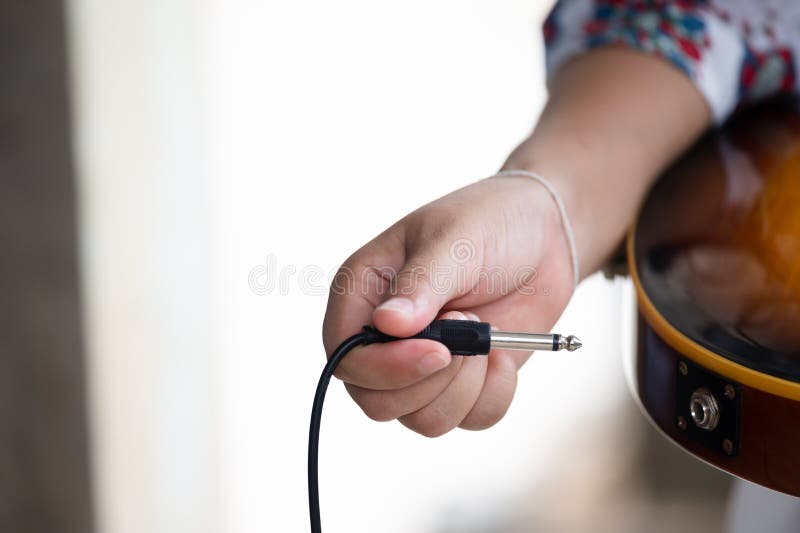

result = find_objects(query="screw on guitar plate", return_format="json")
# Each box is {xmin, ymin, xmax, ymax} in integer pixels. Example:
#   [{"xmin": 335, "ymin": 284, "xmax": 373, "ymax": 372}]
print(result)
[
  {"xmin": 723, "ymin": 438, "xmax": 734, "ymax": 456},
  {"xmin": 724, "ymin": 384, "xmax": 736, "ymax": 400},
  {"xmin": 678, "ymin": 361, "xmax": 688, "ymax": 376},
  {"xmin": 677, "ymin": 416, "xmax": 687, "ymax": 431}
]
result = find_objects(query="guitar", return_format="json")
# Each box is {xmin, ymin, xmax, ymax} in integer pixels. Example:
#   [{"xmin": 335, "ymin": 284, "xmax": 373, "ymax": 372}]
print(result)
[{"xmin": 626, "ymin": 97, "xmax": 800, "ymax": 496}]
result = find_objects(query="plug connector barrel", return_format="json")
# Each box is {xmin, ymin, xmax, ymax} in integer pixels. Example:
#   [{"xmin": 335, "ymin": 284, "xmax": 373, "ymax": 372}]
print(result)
[
  {"xmin": 363, "ymin": 319, "xmax": 581, "ymax": 355},
  {"xmin": 490, "ymin": 330, "xmax": 582, "ymax": 352}
]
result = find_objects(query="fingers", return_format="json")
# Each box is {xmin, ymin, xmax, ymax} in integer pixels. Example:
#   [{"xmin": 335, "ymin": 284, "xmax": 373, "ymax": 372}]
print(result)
[
  {"xmin": 387, "ymin": 311, "xmax": 485, "ymax": 436},
  {"xmin": 372, "ymin": 224, "xmax": 481, "ymax": 338},
  {"xmin": 325, "ymin": 236, "xmax": 532, "ymax": 435},
  {"xmin": 350, "ymin": 347, "xmax": 521, "ymax": 433},
  {"xmin": 324, "ymin": 227, "xmax": 430, "ymax": 390},
  {"xmin": 324, "ymin": 217, "xmax": 485, "ymax": 394},
  {"xmin": 343, "ymin": 310, "xmax": 471, "ymax": 419},
  {"xmin": 333, "ymin": 338, "xmax": 451, "ymax": 390},
  {"xmin": 459, "ymin": 350, "xmax": 518, "ymax": 430},
  {"xmin": 344, "ymin": 356, "xmax": 464, "ymax": 421},
  {"xmin": 397, "ymin": 310, "xmax": 519, "ymax": 436},
  {"xmin": 322, "ymin": 226, "xmax": 407, "ymax": 355},
  {"xmin": 399, "ymin": 351, "xmax": 488, "ymax": 438}
]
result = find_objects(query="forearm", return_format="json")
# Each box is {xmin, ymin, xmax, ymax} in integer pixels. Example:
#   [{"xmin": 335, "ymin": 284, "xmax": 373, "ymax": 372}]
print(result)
[{"xmin": 503, "ymin": 48, "xmax": 711, "ymax": 278}]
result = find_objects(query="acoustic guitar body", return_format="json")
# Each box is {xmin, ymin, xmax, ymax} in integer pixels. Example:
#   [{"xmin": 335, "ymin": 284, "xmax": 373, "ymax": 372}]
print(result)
[{"xmin": 628, "ymin": 98, "xmax": 800, "ymax": 496}]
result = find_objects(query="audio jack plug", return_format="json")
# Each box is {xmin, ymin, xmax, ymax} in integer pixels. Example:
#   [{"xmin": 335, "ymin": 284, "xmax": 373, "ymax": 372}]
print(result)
[
  {"xmin": 362, "ymin": 319, "xmax": 582, "ymax": 355},
  {"xmin": 309, "ymin": 318, "xmax": 582, "ymax": 533}
]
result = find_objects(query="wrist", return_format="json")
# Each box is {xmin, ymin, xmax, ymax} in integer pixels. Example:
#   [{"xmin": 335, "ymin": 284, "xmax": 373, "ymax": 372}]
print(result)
[
  {"xmin": 501, "ymin": 148, "xmax": 619, "ymax": 279},
  {"xmin": 498, "ymin": 158, "xmax": 590, "ymax": 273},
  {"xmin": 490, "ymin": 169, "xmax": 581, "ymax": 288}
]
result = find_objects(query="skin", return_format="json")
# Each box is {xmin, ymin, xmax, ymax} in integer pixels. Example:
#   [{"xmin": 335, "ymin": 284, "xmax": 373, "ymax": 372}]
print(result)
[{"xmin": 322, "ymin": 48, "xmax": 712, "ymax": 437}]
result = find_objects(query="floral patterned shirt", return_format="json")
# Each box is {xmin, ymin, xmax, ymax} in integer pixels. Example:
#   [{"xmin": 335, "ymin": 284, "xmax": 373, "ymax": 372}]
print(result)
[{"xmin": 544, "ymin": 0, "xmax": 800, "ymax": 122}]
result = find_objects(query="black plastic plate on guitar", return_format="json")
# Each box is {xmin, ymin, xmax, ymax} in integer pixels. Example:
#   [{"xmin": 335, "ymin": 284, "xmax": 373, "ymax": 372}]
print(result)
[{"xmin": 675, "ymin": 359, "xmax": 741, "ymax": 457}]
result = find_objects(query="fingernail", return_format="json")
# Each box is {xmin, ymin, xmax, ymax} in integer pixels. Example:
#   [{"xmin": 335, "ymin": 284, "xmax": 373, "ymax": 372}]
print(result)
[
  {"xmin": 376, "ymin": 297, "xmax": 415, "ymax": 317},
  {"xmin": 418, "ymin": 352, "xmax": 450, "ymax": 375}
]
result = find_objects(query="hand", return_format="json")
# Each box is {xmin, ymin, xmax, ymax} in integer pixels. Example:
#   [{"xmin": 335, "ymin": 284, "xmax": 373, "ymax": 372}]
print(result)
[{"xmin": 322, "ymin": 175, "xmax": 575, "ymax": 437}]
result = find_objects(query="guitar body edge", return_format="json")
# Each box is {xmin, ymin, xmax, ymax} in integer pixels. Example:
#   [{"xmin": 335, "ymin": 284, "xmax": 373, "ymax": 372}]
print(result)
[{"xmin": 630, "ymin": 313, "xmax": 800, "ymax": 497}]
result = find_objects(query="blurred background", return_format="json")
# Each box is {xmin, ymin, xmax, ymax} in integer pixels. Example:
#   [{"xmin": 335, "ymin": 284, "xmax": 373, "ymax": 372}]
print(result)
[{"xmin": 1, "ymin": 0, "xmax": 733, "ymax": 532}]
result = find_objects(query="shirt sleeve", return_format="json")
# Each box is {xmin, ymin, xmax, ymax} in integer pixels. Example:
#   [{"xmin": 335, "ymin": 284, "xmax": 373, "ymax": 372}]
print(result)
[{"xmin": 543, "ymin": 0, "xmax": 799, "ymax": 124}]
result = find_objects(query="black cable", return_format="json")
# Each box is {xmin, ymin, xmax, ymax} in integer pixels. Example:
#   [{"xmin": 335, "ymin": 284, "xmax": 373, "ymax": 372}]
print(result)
[
  {"xmin": 308, "ymin": 320, "xmax": 494, "ymax": 532},
  {"xmin": 308, "ymin": 331, "xmax": 366, "ymax": 533}
]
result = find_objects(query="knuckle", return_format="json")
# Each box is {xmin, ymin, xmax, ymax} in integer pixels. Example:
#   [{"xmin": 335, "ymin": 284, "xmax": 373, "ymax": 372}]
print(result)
[
  {"xmin": 332, "ymin": 365, "xmax": 353, "ymax": 383},
  {"xmin": 393, "ymin": 263, "xmax": 433, "ymax": 293},
  {"xmin": 416, "ymin": 418, "xmax": 453, "ymax": 438},
  {"xmin": 333, "ymin": 261, "xmax": 393, "ymax": 303},
  {"xmin": 353, "ymin": 390, "xmax": 397, "ymax": 422},
  {"xmin": 420, "ymin": 217, "xmax": 453, "ymax": 243},
  {"xmin": 402, "ymin": 405, "xmax": 456, "ymax": 438},
  {"xmin": 461, "ymin": 404, "xmax": 508, "ymax": 431},
  {"xmin": 330, "ymin": 262, "xmax": 357, "ymax": 295},
  {"xmin": 460, "ymin": 368, "xmax": 517, "ymax": 430},
  {"xmin": 407, "ymin": 207, "xmax": 465, "ymax": 251}
]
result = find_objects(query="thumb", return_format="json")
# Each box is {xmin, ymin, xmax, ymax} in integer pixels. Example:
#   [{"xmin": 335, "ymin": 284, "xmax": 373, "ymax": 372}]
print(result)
[{"xmin": 373, "ymin": 237, "xmax": 479, "ymax": 336}]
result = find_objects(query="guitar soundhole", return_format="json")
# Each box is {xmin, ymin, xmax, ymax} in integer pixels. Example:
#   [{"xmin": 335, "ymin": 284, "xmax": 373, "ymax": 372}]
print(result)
[{"xmin": 675, "ymin": 359, "xmax": 741, "ymax": 457}]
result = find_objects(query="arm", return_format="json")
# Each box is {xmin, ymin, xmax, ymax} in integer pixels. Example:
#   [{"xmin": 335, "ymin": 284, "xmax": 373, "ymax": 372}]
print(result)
[{"xmin": 504, "ymin": 47, "xmax": 711, "ymax": 277}]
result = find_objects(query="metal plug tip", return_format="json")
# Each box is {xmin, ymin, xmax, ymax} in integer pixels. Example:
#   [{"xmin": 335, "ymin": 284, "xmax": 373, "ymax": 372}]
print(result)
[{"xmin": 565, "ymin": 335, "xmax": 582, "ymax": 351}]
